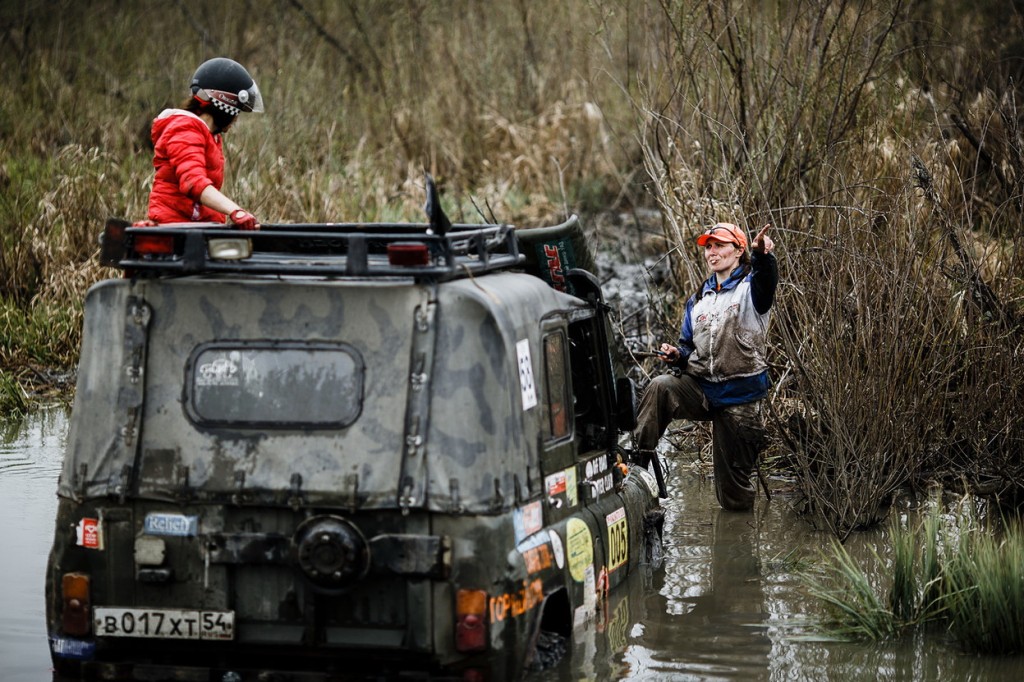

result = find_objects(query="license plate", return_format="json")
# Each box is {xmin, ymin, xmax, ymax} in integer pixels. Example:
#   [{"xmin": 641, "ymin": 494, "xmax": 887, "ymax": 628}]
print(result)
[{"xmin": 94, "ymin": 607, "xmax": 234, "ymax": 640}]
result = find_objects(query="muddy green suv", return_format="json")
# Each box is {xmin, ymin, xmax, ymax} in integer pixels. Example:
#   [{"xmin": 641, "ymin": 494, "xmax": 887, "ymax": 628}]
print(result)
[{"xmin": 46, "ymin": 193, "xmax": 663, "ymax": 681}]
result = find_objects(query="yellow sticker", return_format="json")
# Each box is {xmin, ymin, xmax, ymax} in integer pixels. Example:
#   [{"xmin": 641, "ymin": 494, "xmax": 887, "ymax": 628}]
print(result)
[{"xmin": 566, "ymin": 517, "xmax": 593, "ymax": 583}]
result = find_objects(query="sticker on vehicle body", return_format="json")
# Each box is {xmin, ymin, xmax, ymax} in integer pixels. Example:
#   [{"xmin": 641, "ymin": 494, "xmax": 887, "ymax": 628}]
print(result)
[
  {"xmin": 75, "ymin": 518, "xmax": 102, "ymax": 550},
  {"xmin": 49, "ymin": 636, "xmax": 95, "ymax": 660},
  {"xmin": 544, "ymin": 468, "xmax": 575, "ymax": 509},
  {"xmin": 565, "ymin": 466, "xmax": 578, "ymax": 507},
  {"xmin": 489, "ymin": 579, "xmax": 543, "ymax": 623},
  {"xmin": 539, "ymin": 240, "xmax": 570, "ymax": 291},
  {"xmin": 606, "ymin": 507, "xmax": 628, "ymax": 571},
  {"xmin": 546, "ymin": 470, "xmax": 567, "ymax": 497},
  {"xmin": 582, "ymin": 564, "xmax": 597, "ymax": 609},
  {"xmin": 513, "ymin": 501, "xmax": 543, "ymax": 543},
  {"xmin": 549, "ymin": 529, "xmax": 565, "ymax": 569},
  {"xmin": 516, "ymin": 528, "xmax": 557, "ymax": 569},
  {"xmin": 195, "ymin": 353, "xmax": 240, "ymax": 387},
  {"xmin": 566, "ymin": 517, "xmax": 593, "ymax": 582},
  {"xmin": 143, "ymin": 513, "xmax": 198, "ymax": 537},
  {"xmin": 583, "ymin": 454, "xmax": 614, "ymax": 498},
  {"xmin": 516, "ymin": 339, "xmax": 537, "ymax": 410}
]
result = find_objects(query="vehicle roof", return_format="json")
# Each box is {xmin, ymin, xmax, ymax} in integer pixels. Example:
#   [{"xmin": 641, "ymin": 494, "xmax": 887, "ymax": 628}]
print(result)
[{"xmin": 57, "ymin": 270, "xmax": 590, "ymax": 513}]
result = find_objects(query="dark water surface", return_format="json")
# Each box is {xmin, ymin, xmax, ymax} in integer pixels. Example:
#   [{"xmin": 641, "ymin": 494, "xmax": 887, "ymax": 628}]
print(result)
[
  {"xmin": 529, "ymin": 451, "xmax": 1024, "ymax": 681},
  {"xmin": 1, "ymin": 409, "xmax": 66, "ymax": 681},
  {"xmin": 3, "ymin": 409, "xmax": 1022, "ymax": 681}
]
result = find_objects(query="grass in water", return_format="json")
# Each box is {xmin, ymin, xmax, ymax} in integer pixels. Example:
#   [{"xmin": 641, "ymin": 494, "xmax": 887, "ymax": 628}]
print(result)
[
  {"xmin": 942, "ymin": 516, "xmax": 1024, "ymax": 654},
  {"xmin": 1, "ymin": 297, "xmax": 81, "ymax": 414},
  {"xmin": 807, "ymin": 539, "xmax": 899, "ymax": 641},
  {"xmin": 0, "ymin": 369, "xmax": 28, "ymax": 417},
  {"xmin": 806, "ymin": 500, "xmax": 1024, "ymax": 655}
]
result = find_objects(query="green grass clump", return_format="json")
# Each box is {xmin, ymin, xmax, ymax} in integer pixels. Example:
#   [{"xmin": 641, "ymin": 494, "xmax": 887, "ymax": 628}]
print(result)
[
  {"xmin": 0, "ymin": 297, "xmax": 82, "ymax": 370},
  {"xmin": 1, "ymin": 296, "xmax": 82, "ymax": 414},
  {"xmin": 942, "ymin": 518, "xmax": 1024, "ymax": 654},
  {"xmin": 807, "ymin": 501, "xmax": 1024, "ymax": 655},
  {"xmin": 807, "ymin": 540, "xmax": 900, "ymax": 641},
  {"xmin": 0, "ymin": 369, "xmax": 28, "ymax": 417},
  {"xmin": 888, "ymin": 507, "xmax": 943, "ymax": 624}
]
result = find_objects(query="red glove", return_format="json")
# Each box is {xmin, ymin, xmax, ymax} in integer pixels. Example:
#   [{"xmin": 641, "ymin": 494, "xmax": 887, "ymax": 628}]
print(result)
[{"xmin": 229, "ymin": 209, "xmax": 259, "ymax": 231}]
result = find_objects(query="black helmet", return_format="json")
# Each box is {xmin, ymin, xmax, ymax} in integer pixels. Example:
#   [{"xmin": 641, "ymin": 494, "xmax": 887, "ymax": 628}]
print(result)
[{"xmin": 190, "ymin": 57, "xmax": 264, "ymax": 115}]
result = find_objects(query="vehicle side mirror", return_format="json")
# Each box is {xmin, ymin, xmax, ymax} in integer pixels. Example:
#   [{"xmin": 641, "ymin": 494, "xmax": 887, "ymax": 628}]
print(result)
[{"xmin": 615, "ymin": 376, "xmax": 637, "ymax": 431}]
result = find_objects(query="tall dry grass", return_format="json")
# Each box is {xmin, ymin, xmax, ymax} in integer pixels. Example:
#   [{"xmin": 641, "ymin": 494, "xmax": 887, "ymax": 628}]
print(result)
[
  {"xmin": 1, "ymin": 0, "xmax": 639, "ymax": 406},
  {"xmin": 633, "ymin": 1, "xmax": 1024, "ymax": 536},
  {"xmin": 3, "ymin": 1, "xmax": 1024, "ymax": 537},
  {"xmin": 0, "ymin": 1, "xmax": 637, "ymax": 299}
]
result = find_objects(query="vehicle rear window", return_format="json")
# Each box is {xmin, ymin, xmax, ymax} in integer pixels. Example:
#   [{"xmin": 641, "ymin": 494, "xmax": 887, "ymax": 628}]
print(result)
[{"xmin": 185, "ymin": 343, "xmax": 363, "ymax": 428}]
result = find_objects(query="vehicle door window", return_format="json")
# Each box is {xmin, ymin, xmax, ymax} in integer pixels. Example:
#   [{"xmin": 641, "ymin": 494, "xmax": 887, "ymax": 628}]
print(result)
[{"xmin": 541, "ymin": 330, "xmax": 571, "ymax": 442}]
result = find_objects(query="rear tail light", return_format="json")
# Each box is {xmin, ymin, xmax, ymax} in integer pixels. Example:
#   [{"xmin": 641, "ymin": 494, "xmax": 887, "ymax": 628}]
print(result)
[
  {"xmin": 61, "ymin": 572, "xmax": 91, "ymax": 636},
  {"xmin": 387, "ymin": 242, "xmax": 430, "ymax": 266},
  {"xmin": 455, "ymin": 589, "xmax": 488, "ymax": 653},
  {"xmin": 134, "ymin": 234, "xmax": 175, "ymax": 255}
]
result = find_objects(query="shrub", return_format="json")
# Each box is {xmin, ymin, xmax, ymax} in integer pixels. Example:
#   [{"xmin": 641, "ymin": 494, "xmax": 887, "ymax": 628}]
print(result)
[{"xmin": 633, "ymin": 1, "xmax": 1024, "ymax": 535}]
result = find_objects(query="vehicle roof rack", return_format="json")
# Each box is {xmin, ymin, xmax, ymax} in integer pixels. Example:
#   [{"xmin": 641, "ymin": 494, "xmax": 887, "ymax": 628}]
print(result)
[{"xmin": 100, "ymin": 220, "xmax": 525, "ymax": 282}]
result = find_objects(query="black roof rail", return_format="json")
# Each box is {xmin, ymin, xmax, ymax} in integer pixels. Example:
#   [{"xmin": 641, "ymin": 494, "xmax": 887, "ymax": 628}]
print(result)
[{"xmin": 100, "ymin": 219, "xmax": 525, "ymax": 282}]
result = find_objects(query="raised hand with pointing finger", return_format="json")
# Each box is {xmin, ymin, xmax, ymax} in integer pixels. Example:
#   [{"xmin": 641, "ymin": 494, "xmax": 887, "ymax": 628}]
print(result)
[{"xmin": 751, "ymin": 223, "xmax": 774, "ymax": 254}]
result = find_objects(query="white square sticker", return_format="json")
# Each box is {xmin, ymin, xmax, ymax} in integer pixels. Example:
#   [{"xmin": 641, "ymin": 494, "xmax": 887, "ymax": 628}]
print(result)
[{"xmin": 516, "ymin": 339, "xmax": 538, "ymax": 410}]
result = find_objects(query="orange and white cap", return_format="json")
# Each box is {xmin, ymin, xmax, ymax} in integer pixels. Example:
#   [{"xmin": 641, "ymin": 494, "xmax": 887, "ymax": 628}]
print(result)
[{"xmin": 696, "ymin": 223, "xmax": 747, "ymax": 250}]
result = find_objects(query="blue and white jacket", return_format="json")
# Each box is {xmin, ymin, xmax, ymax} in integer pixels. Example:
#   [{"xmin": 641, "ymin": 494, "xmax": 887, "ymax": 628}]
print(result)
[{"xmin": 675, "ymin": 252, "xmax": 778, "ymax": 408}]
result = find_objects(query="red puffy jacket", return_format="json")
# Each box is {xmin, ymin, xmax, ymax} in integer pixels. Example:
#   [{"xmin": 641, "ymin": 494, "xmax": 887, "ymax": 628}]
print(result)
[{"xmin": 147, "ymin": 109, "xmax": 226, "ymax": 224}]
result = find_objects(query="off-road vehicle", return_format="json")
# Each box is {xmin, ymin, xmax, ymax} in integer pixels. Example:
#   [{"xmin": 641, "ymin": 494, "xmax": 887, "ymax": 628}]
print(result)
[{"xmin": 46, "ymin": 183, "xmax": 664, "ymax": 681}]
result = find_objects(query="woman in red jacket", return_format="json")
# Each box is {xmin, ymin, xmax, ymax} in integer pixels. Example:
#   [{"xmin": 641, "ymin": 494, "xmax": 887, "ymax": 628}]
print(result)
[{"xmin": 147, "ymin": 57, "xmax": 263, "ymax": 230}]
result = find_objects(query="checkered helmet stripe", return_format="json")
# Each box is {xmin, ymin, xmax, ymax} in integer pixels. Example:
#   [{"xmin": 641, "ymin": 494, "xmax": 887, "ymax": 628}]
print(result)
[{"xmin": 210, "ymin": 98, "xmax": 240, "ymax": 117}]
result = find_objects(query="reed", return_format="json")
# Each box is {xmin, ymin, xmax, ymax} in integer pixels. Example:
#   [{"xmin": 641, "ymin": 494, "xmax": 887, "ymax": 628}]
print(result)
[
  {"xmin": 4, "ymin": 1, "xmax": 1024, "ymax": 539},
  {"xmin": 809, "ymin": 500, "xmax": 1024, "ymax": 654},
  {"xmin": 632, "ymin": 0, "xmax": 1024, "ymax": 535},
  {"xmin": 807, "ymin": 539, "xmax": 900, "ymax": 641}
]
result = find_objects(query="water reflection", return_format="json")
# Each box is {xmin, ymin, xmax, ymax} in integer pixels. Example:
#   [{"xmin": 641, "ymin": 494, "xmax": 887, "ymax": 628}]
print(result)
[
  {"xmin": 0, "ymin": 409, "xmax": 67, "ymax": 682},
  {"xmin": 634, "ymin": 503, "xmax": 770, "ymax": 675},
  {"xmin": 623, "ymin": 469, "xmax": 771, "ymax": 680},
  {"xmin": 531, "ymin": 452, "xmax": 1024, "ymax": 681}
]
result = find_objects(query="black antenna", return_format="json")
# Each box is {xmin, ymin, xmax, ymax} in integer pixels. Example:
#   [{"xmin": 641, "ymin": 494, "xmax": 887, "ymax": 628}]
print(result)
[{"xmin": 424, "ymin": 173, "xmax": 452, "ymax": 237}]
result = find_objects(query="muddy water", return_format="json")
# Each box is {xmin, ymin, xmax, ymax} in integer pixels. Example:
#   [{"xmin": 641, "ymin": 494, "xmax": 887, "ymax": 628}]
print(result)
[
  {"xmin": 1, "ymin": 409, "xmax": 66, "ymax": 681},
  {"xmin": 3, "ymin": 410, "xmax": 1022, "ymax": 681},
  {"xmin": 530, "ymin": 451, "xmax": 1024, "ymax": 681}
]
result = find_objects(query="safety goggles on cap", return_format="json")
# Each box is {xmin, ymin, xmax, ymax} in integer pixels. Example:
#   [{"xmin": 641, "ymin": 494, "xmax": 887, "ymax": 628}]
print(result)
[{"xmin": 696, "ymin": 223, "xmax": 747, "ymax": 249}]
